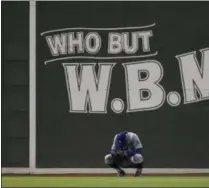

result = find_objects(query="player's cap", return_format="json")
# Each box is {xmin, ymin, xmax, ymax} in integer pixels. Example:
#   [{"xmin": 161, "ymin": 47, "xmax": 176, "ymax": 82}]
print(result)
[{"xmin": 115, "ymin": 131, "xmax": 128, "ymax": 148}]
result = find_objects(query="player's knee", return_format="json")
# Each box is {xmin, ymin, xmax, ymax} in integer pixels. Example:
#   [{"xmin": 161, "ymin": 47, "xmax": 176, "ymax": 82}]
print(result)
[
  {"xmin": 130, "ymin": 154, "xmax": 143, "ymax": 164},
  {"xmin": 104, "ymin": 154, "xmax": 113, "ymax": 165}
]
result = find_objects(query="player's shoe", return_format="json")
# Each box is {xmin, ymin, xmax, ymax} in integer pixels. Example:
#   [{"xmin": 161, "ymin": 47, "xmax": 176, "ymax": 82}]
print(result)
[
  {"xmin": 117, "ymin": 169, "xmax": 125, "ymax": 177},
  {"xmin": 134, "ymin": 168, "xmax": 142, "ymax": 176}
]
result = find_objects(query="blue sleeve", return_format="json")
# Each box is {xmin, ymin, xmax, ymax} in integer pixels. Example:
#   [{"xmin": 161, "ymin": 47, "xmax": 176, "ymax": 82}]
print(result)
[{"xmin": 109, "ymin": 149, "xmax": 116, "ymax": 154}]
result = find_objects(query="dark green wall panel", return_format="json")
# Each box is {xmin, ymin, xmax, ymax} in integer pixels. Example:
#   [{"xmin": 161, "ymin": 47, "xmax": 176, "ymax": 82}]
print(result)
[{"xmin": 2, "ymin": 1, "xmax": 29, "ymax": 167}]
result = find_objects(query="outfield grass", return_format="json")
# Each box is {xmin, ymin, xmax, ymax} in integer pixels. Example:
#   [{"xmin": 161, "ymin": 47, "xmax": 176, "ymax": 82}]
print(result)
[{"xmin": 2, "ymin": 176, "xmax": 209, "ymax": 187}]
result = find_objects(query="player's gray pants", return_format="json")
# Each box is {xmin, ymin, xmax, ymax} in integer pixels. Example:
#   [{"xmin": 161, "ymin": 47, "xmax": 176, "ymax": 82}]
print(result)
[{"xmin": 104, "ymin": 153, "xmax": 143, "ymax": 168}]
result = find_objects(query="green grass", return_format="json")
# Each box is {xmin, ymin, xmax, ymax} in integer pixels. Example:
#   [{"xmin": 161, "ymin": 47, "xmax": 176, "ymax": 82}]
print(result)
[{"xmin": 2, "ymin": 176, "xmax": 209, "ymax": 187}]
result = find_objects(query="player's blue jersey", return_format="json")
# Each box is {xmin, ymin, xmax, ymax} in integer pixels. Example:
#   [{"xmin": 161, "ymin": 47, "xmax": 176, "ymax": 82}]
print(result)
[{"xmin": 111, "ymin": 132, "xmax": 143, "ymax": 151}]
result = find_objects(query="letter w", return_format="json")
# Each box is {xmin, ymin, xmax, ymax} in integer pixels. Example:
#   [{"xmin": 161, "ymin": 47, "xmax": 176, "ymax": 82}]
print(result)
[{"xmin": 63, "ymin": 63, "xmax": 115, "ymax": 113}]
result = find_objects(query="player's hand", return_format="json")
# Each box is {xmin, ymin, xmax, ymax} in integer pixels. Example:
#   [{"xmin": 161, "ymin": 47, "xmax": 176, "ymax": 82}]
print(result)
[
  {"xmin": 124, "ymin": 150, "xmax": 136, "ymax": 157},
  {"xmin": 110, "ymin": 149, "xmax": 125, "ymax": 156},
  {"xmin": 116, "ymin": 150, "xmax": 125, "ymax": 156},
  {"xmin": 123, "ymin": 150, "xmax": 128, "ymax": 157}
]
